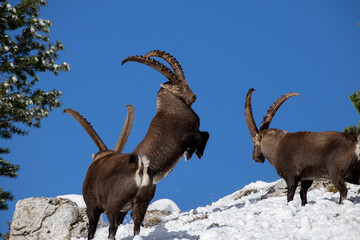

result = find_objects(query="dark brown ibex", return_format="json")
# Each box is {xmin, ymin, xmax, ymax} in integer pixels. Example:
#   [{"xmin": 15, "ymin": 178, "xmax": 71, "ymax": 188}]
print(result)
[
  {"xmin": 245, "ymin": 88, "xmax": 360, "ymax": 206},
  {"xmin": 64, "ymin": 105, "xmax": 134, "ymax": 239},
  {"xmin": 66, "ymin": 50, "xmax": 209, "ymax": 239}
]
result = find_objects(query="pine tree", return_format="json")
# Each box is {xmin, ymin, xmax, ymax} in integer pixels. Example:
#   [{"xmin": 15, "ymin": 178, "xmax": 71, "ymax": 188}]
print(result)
[
  {"xmin": 344, "ymin": 90, "xmax": 360, "ymax": 133},
  {"xmin": 0, "ymin": 0, "xmax": 69, "ymax": 216}
]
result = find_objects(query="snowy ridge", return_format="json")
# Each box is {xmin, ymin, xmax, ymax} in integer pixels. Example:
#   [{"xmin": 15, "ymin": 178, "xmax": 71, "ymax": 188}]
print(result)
[{"xmin": 74, "ymin": 180, "xmax": 360, "ymax": 240}]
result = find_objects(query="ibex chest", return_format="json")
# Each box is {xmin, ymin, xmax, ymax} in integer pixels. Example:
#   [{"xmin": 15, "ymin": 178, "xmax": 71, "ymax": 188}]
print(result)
[
  {"xmin": 152, "ymin": 155, "xmax": 183, "ymax": 184},
  {"xmin": 134, "ymin": 154, "xmax": 182, "ymax": 185}
]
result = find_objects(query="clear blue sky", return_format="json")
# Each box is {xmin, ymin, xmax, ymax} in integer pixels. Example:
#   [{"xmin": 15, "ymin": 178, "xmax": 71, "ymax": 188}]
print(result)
[{"xmin": 1, "ymin": 0, "xmax": 359, "ymax": 233}]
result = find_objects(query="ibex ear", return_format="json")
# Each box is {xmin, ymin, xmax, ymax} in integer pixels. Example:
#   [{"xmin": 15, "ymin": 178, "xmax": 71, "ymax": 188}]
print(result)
[{"xmin": 160, "ymin": 83, "xmax": 172, "ymax": 91}]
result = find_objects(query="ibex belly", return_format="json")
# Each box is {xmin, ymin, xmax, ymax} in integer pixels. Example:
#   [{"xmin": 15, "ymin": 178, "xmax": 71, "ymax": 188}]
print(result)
[
  {"xmin": 153, "ymin": 155, "xmax": 182, "ymax": 184},
  {"xmin": 120, "ymin": 202, "xmax": 133, "ymax": 212}
]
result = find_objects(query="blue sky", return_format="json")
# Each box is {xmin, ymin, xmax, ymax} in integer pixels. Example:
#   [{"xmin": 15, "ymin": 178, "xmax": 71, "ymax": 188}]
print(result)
[{"xmin": 1, "ymin": 0, "xmax": 359, "ymax": 233}]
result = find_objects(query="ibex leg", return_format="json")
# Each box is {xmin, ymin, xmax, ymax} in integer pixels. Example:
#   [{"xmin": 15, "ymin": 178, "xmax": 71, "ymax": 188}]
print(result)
[
  {"xmin": 86, "ymin": 207, "xmax": 102, "ymax": 239},
  {"xmin": 285, "ymin": 178, "xmax": 299, "ymax": 203},
  {"xmin": 118, "ymin": 211, "xmax": 128, "ymax": 226},
  {"xmin": 132, "ymin": 184, "xmax": 156, "ymax": 235},
  {"xmin": 331, "ymin": 177, "xmax": 348, "ymax": 204},
  {"xmin": 300, "ymin": 180, "xmax": 313, "ymax": 206},
  {"xmin": 195, "ymin": 131, "xmax": 209, "ymax": 159}
]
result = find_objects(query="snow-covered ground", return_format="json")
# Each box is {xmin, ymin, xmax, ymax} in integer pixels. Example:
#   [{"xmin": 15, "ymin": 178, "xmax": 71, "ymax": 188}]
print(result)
[{"xmin": 72, "ymin": 180, "xmax": 360, "ymax": 240}]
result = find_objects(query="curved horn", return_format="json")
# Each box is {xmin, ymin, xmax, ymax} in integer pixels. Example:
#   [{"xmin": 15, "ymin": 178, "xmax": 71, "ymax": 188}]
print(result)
[
  {"xmin": 122, "ymin": 55, "xmax": 181, "ymax": 84},
  {"xmin": 144, "ymin": 50, "xmax": 185, "ymax": 82},
  {"xmin": 245, "ymin": 88, "xmax": 259, "ymax": 138},
  {"xmin": 259, "ymin": 92, "xmax": 300, "ymax": 131},
  {"xmin": 114, "ymin": 105, "xmax": 135, "ymax": 153},
  {"xmin": 63, "ymin": 108, "xmax": 108, "ymax": 151}
]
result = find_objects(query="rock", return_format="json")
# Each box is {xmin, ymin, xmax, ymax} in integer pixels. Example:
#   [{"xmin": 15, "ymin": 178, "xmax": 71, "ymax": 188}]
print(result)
[
  {"xmin": 10, "ymin": 196, "xmax": 105, "ymax": 240},
  {"xmin": 261, "ymin": 179, "xmax": 288, "ymax": 199},
  {"xmin": 262, "ymin": 179, "xmax": 333, "ymax": 199},
  {"xmin": 143, "ymin": 199, "xmax": 180, "ymax": 228}
]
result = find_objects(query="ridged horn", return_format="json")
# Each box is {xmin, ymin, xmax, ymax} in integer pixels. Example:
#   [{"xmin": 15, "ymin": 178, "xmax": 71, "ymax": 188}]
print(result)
[
  {"xmin": 245, "ymin": 88, "xmax": 259, "ymax": 138},
  {"xmin": 63, "ymin": 108, "xmax": 108, "ymax": 151},
  {"xmin": 122, "ymin": 55, "xmax": 181, "ymax": 84},
  {"xmin": 144, "ymin": 50, "xmax": 185, "ymax": 82},
  {"xmin": 114, "ymin": 105, "xmax": 135, "ymax": 153},
  {"xmin": 259, "ymin": 92, "xmax": 300, "ymax": 131}
]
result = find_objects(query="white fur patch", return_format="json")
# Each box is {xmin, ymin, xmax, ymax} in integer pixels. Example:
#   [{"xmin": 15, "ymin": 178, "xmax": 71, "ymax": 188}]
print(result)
[
  {"xmin": 134, "ymin": 157, "xmax": 142, "ymax": 187},
  {"xmin": 140, "ymin": 155, "xmax": 150, "ymax": 187},
  {"xmin": 356, "ymin": 136, "xmax": 360, "ymax": 161},
  {"xmin": 141, "ymin": 155, "xmax": 150, "ymax": 168},
  {"xmin": 184, "ymin": 152, "xmax": 189, "ymax": 161},
  {"xmin": 134, "ymin": 155, "xmax": 151, "ymax": 187}
]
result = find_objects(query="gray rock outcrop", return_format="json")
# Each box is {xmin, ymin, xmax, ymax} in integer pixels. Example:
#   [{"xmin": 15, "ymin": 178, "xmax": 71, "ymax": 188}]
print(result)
[{"xmin": 10, "ymin": 196, "xmax": 105, "ymax": 240}]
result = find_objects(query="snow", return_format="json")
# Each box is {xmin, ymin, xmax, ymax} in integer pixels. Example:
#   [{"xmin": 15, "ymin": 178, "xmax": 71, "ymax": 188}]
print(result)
[
  {"xmin": 147, "ymin": 199, "xmax": 180, "ymax": 214},
  {"xmin": 71, "ymin": 180, "xmax": 360, "ymax": 240},
  {"xmin": 57, "ymin": 194, "xmax": 86, "ymax": 208}
]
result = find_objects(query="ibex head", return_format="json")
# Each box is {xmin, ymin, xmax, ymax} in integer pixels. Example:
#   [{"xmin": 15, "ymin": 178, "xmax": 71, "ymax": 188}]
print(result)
[
  {"xmin": 122, "ymin": 50, "xmax": 196, "ymax": 106},
  {"xmin": 63, "ymin": 105, "xmax": 134, "ymax": 160},
  {"xmin": 244, "ymin": 88, "xmax": 300, "ymax": 163}
]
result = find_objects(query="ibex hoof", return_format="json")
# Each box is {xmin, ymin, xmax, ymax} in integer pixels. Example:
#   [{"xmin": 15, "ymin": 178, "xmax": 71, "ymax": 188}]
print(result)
[{"xmin": 184, "ymin": 151, "xmax": 191, "ymax": 161}]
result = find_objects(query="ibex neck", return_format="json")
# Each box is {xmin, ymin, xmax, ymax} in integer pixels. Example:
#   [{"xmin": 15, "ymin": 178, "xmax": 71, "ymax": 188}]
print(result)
[
  {"xmin": 134, "ymin": 90, "xmax": 199, "ymax": 183},
  {"xmin": 261, "ymin": 129, "xmax": 289, "ymax": 166},
  {"xmin": 156, "ymin": 90, "xmax": 188, "ymax": 113}
]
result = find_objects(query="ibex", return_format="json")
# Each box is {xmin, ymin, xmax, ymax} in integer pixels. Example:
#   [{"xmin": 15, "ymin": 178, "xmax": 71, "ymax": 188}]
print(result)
[
  {"xmin": 64, "ymin": 105, "xmax": 134, "ymax": 238},
  {"xmin": 245, "ymin": 88, "xmax": 360, "ymax": 206},
  {"xmin": 65, "ymin": 50, "xmax": 209, "ymax": 239}
]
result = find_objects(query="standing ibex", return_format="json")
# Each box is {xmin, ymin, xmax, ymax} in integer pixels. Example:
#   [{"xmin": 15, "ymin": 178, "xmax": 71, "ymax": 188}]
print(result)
[
  {"xmin": 66, "ymin": 50, "xmax": 209, "ymax": 239},
  {"xmin": 64, "ymin": 105, "xmax": 134, "ymax": 238},
  {"xmin": 245, "ymin": 88, "xmax": 360, "ymax": 206}
]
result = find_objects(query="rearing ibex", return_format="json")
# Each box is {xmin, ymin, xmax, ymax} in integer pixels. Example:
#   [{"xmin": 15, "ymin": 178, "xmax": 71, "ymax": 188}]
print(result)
[
  {"xmin": 66, "ymin": 50, "xmax": 209, "ymax": 239},
  {"xmin": 245, "ymin": 88, "xmax": 360, "ymax": 206}
]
